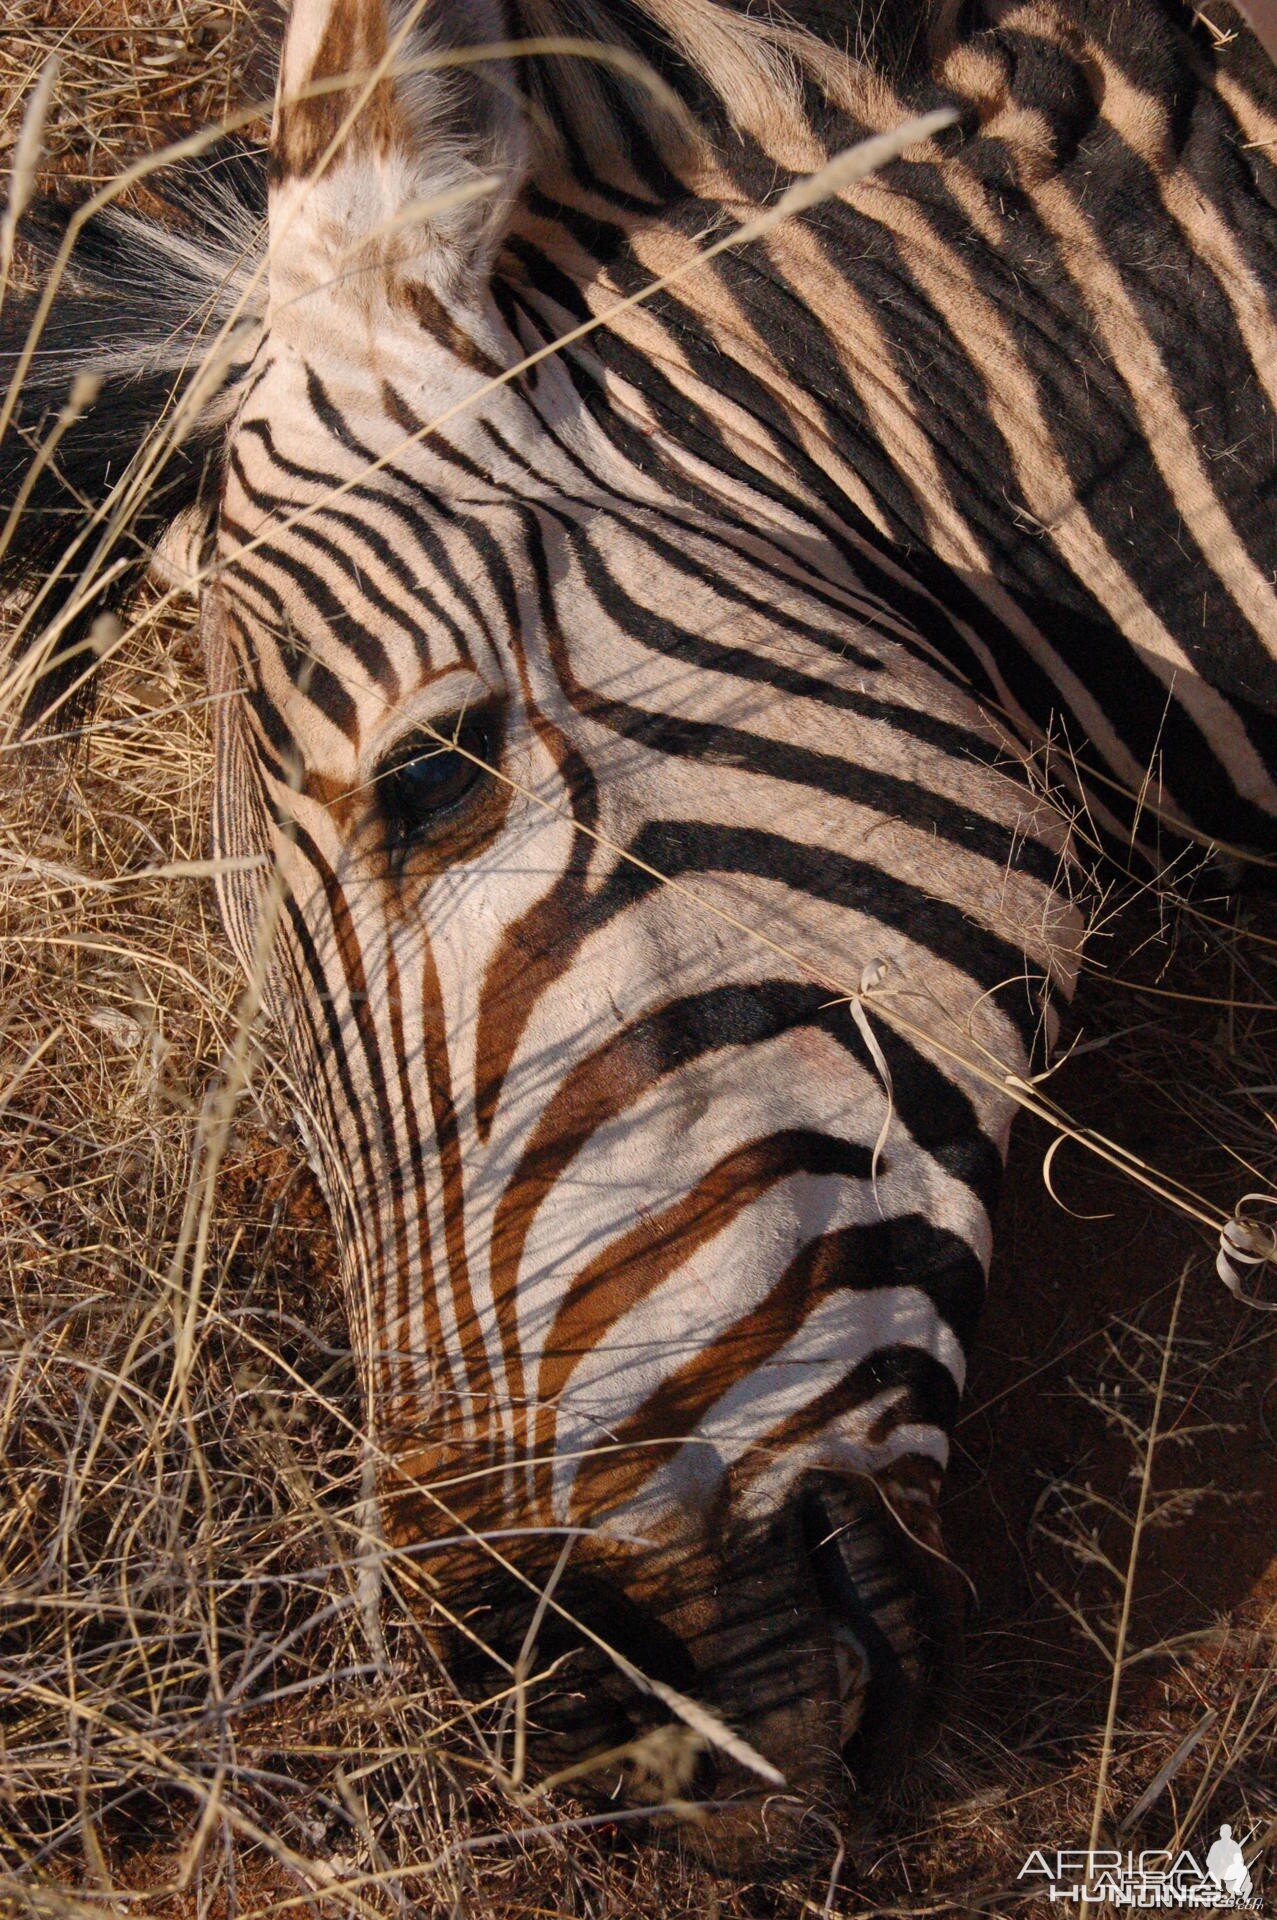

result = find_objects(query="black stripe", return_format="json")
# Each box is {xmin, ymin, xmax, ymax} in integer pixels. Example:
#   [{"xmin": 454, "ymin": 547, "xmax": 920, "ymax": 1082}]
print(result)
[{"xmin": 602, "ymin": 816, "xmax": 1051, "ymax": 1059}]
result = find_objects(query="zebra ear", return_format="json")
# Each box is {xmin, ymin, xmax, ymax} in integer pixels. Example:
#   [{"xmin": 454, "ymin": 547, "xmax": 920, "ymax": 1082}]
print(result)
[{"xmin": 268, "ymin": 0, "xmax": 526, "ymax": 306}]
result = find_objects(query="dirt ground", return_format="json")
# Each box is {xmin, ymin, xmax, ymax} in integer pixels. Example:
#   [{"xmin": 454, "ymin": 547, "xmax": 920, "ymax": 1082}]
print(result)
[{"xmin": 939, "ymin": 932, "xmax": 1277, "ymax": 1899}]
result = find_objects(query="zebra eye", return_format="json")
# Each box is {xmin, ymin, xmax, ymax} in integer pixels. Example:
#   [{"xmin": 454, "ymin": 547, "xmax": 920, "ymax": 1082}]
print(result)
[{"xmin": 376, "ymin": 709, "xmax": 499, "ymax": 855}]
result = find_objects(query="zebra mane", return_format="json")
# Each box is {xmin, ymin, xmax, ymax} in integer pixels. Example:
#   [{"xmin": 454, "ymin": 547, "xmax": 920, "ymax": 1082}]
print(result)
[{"xmin": 515, "ymin": 0, "xmax": 846, "ymax": 158}]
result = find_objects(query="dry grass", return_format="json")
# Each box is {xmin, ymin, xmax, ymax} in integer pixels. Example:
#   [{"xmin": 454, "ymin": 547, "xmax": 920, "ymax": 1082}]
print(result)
[
  {"xmin": 1, "ymin": 7, "xmax": 1274, "ymax": 1916},
  {"xmin": 1, "ymin": 0, "xmax": 256, "ymax": 192}
]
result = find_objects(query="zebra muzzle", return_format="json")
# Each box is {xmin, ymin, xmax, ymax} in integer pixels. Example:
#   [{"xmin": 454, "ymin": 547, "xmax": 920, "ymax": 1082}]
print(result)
[{"xmin": 417, "ymin": 1473, "xmax": 962, "ymax": 1848}]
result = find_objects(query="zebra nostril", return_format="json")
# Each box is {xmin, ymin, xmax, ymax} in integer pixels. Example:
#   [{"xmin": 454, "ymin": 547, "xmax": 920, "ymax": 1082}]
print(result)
[
  {"xmin": 454, "ymin": 1564, "xmax": 702, "ymax": 1760},
  {"xmin": 534, "ymin": 1572, "xmax": 701, "ymax": 1697},
  {"xmin": 480, "ymin": 1577, "xmax": 710, "ymax": 1796},
  {"xmin": 798, "ymin": 1481, "xmax": 954, "ymax": 1787},
  {"xmin": 802, "ymin": 1488, "xmax": 909, "ymax": 1676}
]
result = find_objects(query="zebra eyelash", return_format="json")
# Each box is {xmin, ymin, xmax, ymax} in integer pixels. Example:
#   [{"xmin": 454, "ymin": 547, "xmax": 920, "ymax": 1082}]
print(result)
[{"xmin": 374, "ymin": 707, "xmax": 505, "ymax": 863}]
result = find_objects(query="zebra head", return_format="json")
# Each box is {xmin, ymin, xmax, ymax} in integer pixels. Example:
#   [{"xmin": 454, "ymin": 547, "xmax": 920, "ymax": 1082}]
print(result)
[{"xmin": 8, "ymin": 0, "xmax": 1083, "ymax": 1852}]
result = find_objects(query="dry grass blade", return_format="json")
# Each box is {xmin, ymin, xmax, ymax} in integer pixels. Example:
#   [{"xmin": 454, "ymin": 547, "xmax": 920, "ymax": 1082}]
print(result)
[
  {"xmin": 0, "ymin": 54, "xmax": 58, "ymax": 297},
  {"xmin": 1079, "ymin": 1269, "xmax": 1186, "ymax": 1920}
]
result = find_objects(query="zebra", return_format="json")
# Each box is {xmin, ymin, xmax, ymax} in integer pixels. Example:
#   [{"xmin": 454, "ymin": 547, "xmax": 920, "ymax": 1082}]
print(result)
[{"xmin": 2, "ymin": 0, "xmax": 1274, "ymax": 1861}]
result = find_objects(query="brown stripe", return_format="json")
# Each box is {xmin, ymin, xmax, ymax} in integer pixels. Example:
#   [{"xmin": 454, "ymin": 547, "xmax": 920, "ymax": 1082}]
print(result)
[
  {"xmin": 530, "ymin": 1131, "xmax": 870, "ymax": 1507},
  {"xmin": 565, "ymin": 1226, "xmax": 861, "ymax": 1523},
  {"xmin": 402, "ymin": 282, "xmax": 506, "ymax": 381},
  {"xmin": 273, "ymin": 0, "xmax": 406, "ymax": 182}
]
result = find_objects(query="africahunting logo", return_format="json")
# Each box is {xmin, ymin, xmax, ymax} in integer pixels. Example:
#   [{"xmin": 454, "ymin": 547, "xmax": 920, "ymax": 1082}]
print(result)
[{"xmin": 1017, "ymin": 1824, "xmax": 1260, "ymax": 1908}]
